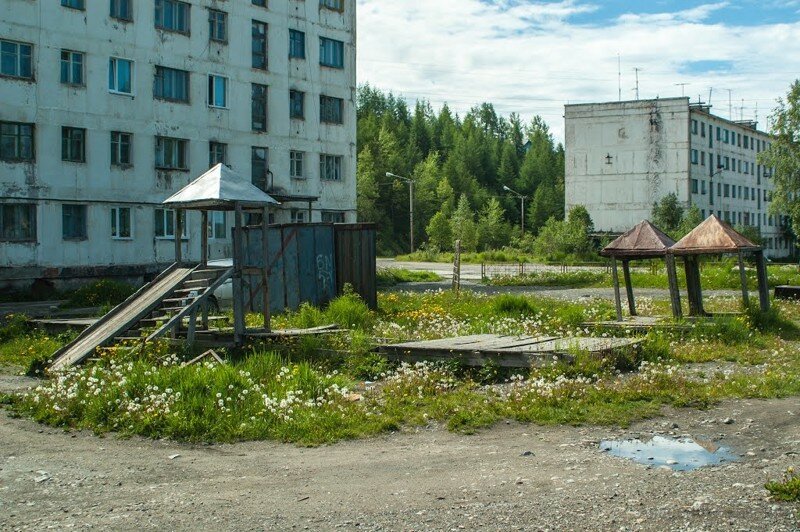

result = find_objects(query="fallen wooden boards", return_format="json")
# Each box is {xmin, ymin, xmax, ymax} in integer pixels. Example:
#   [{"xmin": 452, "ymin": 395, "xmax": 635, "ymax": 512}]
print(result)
[
  {"xmin": 379, "ymin": 334, "xmax": 643, "ymax": 368},
  {"xmin": 775, "ymin": 285, "xmax": 800, "ymax": 301}
]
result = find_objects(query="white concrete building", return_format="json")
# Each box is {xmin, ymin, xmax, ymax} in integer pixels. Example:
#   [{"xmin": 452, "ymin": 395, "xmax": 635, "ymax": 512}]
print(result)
[
  {"xmin": 0, "ymin": 0, "xmax": 356, "ymax": 288},
  {"xmin": 565, "ymin": 97, "xmax": 794, "ymax": 258}
]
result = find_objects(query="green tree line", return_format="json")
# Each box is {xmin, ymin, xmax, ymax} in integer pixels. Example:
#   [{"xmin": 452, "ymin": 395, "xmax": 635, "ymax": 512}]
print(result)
[{"xmin": 356, "ymin": 85, "xmax": 566, "ymax": 255}]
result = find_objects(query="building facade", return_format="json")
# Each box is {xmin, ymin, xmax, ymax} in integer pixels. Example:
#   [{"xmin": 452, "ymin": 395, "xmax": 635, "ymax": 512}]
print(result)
[
  {"xmin": 0, "ymin": 0, "xmax": 357, "ymax": 288},
  {"xmin": 565, "ymin": 97, "xmax": 794, "ymax": 258}
]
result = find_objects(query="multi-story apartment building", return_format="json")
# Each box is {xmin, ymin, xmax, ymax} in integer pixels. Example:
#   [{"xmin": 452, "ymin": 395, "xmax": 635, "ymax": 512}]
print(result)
[
  {"xmin": 565, "ymin": 97, "xmax": 794, "ymax": 258},
  {"xmin": 0, "ymin": 0, "xmax": 356, "ymax": 288}
]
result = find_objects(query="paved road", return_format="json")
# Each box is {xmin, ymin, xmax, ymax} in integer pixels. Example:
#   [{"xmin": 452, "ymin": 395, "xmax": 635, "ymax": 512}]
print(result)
[{"xmin": 378, "ymin": 258, "xmax": 608, "ymax": 281}]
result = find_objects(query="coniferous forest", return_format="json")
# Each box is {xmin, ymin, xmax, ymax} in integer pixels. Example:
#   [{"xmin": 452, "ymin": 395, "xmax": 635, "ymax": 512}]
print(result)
[{"xmin": 356, "ymin": 85, "xmax": 567, "ymax": 256}]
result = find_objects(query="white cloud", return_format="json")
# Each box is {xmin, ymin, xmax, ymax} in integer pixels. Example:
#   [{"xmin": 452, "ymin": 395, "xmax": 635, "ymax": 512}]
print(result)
[{"xmin": 356, "ymin": 0, "xmax": 800, "ymax": 141}]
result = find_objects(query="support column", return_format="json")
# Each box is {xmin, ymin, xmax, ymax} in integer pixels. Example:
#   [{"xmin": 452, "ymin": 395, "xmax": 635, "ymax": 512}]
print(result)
[
  {"xmin": 665, "ymin": 253, "xmax": 683, "ymax": 319},
  {"xmin": 200, "ymin": 210, "xmax": 208, "ymax": 267},
  {"xmin": 174, "ymin": 208, "xmax": 183, "ymax": 265},
  {"xmin": 232, "ymin": 203, "xmax": 246, "ymax": 345},
  {"xmin": 611, "ymin": 257, "xmax": 623, "ymax": 321},
  {"xmin": 737, "ymin": 250, "xmax": 750, "ymax": 309},
  {"xmin": 622, "ymin": 260, "xmax": 636, "ymax": 316},
  {"xmin": 684, "ymin": 256, "xmax": 705, "ymax": 316},
  {"xmin": 755, "ymin": 250, "xmax": 771, "ymax": 312},
  {"xmin": 261, "ymin": 206, "xmax": 271, "ymax": 333}
]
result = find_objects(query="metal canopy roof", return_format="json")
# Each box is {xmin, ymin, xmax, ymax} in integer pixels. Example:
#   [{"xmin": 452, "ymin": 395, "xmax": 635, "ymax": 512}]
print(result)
[
  {"xmin": 600, "ymin": 220, "xmax": 676, "ymax": 258},
  {"xmin": 671, "ymin": 214, "xmax": 761, "ymax": 255},
  {"xmin": 162, "ymin": 164, "xmax": 280, "ymax": 210}
]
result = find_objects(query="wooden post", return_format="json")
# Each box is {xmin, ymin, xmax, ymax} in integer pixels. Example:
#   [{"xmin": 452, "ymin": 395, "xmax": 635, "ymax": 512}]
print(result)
[
  {"xmin": 174, "ymin": 208, "xmax": 183, "ymax": 265},
  {"xmin": 622, "ymin": 260, "xmax": 636, "ymax": 316},
  {"xmin": 755, "ymin": 250, "xmax": 771, "ymax": 312},
  {"xmin": 665, "ymin": 253, "xmax": 683, "ymax": 319},
  {"xmin": 452, "ymin": 240, "xmax": 462, "ymax": 293},
  {"xmin": 684, "ymin": 256, "xmax": 705, "ymax": 316},
  {"xmin": 187, "ymin": 307, "xmax": 197, "ymax": 346},
  {"xmin": 261, "ymin": 206, "xmax": 271, "ymax": 333},
  {"xmin": 611, "ymin": 257, "xmax": 623, "ymax": 321},
  {"xmin": 200, "ymin": 210, "xmax": 208, "ymax": 267},
  {"xmin": 737, "ymin": 250, "xmax": 750, "ymax": 309},
  {"xmin": 232, "ymin": 202, "xmax": 246, "ymax": 345}
]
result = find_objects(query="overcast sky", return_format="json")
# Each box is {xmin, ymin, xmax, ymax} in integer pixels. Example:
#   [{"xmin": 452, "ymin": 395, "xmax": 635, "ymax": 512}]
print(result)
[{"xmin": 356, "ymin": 0, "xmax": 800, "ymax": 141}]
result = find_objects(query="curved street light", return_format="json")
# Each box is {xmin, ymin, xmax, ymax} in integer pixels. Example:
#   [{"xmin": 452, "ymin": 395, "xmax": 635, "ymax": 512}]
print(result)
[
  {"xmin": 503, "ymin": 184, "xmax": 526, "ymax": 237},
  {"xmin": 387, "ymin": 172, "xmax": 415, "ymax": 253}
]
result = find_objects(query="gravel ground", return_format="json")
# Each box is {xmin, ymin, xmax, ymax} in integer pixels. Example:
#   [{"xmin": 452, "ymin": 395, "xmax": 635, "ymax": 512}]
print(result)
[{"xmin": 1, "ymin": 396, "xmax": 798, "ymax": 531}]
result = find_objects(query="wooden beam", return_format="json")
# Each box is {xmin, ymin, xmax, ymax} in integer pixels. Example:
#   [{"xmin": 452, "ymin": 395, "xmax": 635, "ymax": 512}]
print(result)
[
  {"xmin": 665, "ymin": 253, "xmax": 683, "ymax": 319},
  {"xmin": 611, "ymin": 257, "xmax": 623, "ymax": 321},
  {"xmin": 737, "ymin": 250, "xmax": 750, "ymax": 309},
  {"xmin": 755, "ymin": 250, "xmax": 771, "ymax": 312},
  {"xmin": 261, "ymin": 206, "xmax": 271, "ymax": 333},
  {"xmin": 232, "ymin": 202, "xmax": 246, "ymax": 345},
  {"xmin": 174, "ymin": 208, "xmax": 183, "ymax": 265},
  {"xmin": 684, "ymin": 256, "xmax": 705, "ymax": 316},
  {"xmin": 622, "ymin": 260, "xmax": 636, "ymax": 316},
  {"xmin": 200, "ymin": 210, "xmax": 208, "ymax": 267}
]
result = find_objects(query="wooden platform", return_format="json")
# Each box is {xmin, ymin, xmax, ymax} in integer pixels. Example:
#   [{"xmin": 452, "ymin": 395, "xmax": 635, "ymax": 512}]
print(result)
[{"xmin": 379, "ymin": 334, "xmax": 643, "ymax": 368}]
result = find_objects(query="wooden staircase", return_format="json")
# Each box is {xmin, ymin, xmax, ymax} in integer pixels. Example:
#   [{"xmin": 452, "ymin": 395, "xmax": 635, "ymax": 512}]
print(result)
[{"xmin": 49, "ymin": 264, "xmax": 233, "ymax": 370}]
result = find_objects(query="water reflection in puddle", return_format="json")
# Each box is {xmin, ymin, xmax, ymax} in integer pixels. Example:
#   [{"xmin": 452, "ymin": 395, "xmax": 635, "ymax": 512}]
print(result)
[{"xmin": 600, "ymin": 436, "xmax": 738, "ymax": 471}]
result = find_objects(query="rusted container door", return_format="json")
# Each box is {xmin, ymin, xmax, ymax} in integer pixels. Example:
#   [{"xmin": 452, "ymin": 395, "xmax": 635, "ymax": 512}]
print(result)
[
  {"xmin": 240, "ymin": 224, "xmax": 337, "ymax": 314},
  {"xmin": 334, "ymin": 223, "xmax": 377, "ymax": 309}
]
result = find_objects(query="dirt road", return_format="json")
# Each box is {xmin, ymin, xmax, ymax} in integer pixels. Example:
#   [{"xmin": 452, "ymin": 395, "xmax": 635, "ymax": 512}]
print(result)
[{"xmin": 2, "ymin": 397, "xmax": 798, "ymax": 531}]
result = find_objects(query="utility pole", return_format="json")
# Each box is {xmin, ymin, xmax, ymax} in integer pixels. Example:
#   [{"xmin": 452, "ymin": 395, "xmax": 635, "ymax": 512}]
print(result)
[
  {"xmin": 386, "ymin": 172, "xmax": 414, "ymax": 253},
  {"xmin": 617, "ymin": 54, "xmax": 622, "ymax": 101},
  {"xmin": 727, "ymin": 89, "xmax": 733, "ymax": 119}
]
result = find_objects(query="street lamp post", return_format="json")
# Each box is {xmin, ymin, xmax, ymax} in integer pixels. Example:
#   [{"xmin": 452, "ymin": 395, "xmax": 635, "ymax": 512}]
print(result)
[
  {"xmin": 709, "ymin": 166, "xmax": 724, "ymax": 207},
  {"xmin": 386, "ymin": 172, "xmax": 415, "ymax": 253},
  {"xmin": 503, "ymin": 185, "xmax": 525, "ymax": 237}
]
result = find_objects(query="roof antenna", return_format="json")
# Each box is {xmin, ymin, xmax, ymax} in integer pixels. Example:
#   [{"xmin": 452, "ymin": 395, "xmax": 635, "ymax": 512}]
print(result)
[
  {"xmin": 674, "ymin": 82, "xmax": 688, "ymax": 97},
  {"xmin": 617, "ymin": 54, "xmax": 622, "ymax": 101},
  {"xmin": 708, "ymin": 87, "xmax": 713, "ymax": 106},
  {"xmin": 633, "ymin": 67, "xmax": 641, "ymax": 100}
]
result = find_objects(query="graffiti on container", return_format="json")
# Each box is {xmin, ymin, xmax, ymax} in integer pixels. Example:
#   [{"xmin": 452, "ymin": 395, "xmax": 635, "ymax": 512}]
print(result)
[{"xmin": 317, "ymin": 254, "xmax": 334, "ymax": 293}]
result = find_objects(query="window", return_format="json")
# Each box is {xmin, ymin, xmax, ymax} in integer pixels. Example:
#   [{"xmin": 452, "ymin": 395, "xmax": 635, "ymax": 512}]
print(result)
[
  {"xmin": 251, "ymin": 147, "xmax": 269, "ymax": 191},
  {"xmin": 111, "ymin": 131, "xmax": 132, "ymax": 166},
  {"xmin": 691, "ymin": 179, "xmax": 698, "ymax": 194},
  {"xmin": 209, "ymin": 9, "xmax": 227, "ymax": 42},
  {"xmin": 290, "ymin": 151, "xmax": 304, "ymax": 179},
  {"xmin": 320, "ymin": 154, "xmax": 342, "ymax": 181},
  {"xmin": 744, "ymin": 187, "xmax": 750, "ymax": 200},
  {"xmin": 61, "ymin": 127, "xmax": 86, "ymax": 163},
  {"xmin": 207, "ymin": 75, "xmax": 228, "ymax": 108},
  {"xmin": 700, "ymin": 151, "xmax": 705, "ymax": 166},
  {"xmin": 252, "ymin": 21, "xmax": 268, "ymax": 70},
  {"xmin": 0, "ymin": 122, "xmax": 34, "ymax": 162},
  {"xmin": 208, "ymin": 211, "xmax": 227, "ymax": 239},
  {"xmin": 0, "ymin": 204, "xmax": 36, "ymax": 242},
  {"xmin": 209, "ymin": 141, "xmax": 227, "ymax": 166},
  {"xmin": 251, "ymin": 83, "xmax": 268, "ymax": 132},
  {"xmin": 701, "ymin": 180, "xmax": 707, "ymax": 195},
  {"xmin": 290, "ymin": 90, "xmax": 305, "ymax": 119},
  {"xmin": 62, "ymin": 204, "xmax": 87, "ymax": 240},
  {"xmin": 320, "ymin": 0, "xmax": 344, "ymax": 11},
  {"xmin": 154, "ymin": 66, "xmax": 189, "ymax": 102},
  {"xmin": 155, "ymin": 136, "xmax": 188, "ymax": 170},
  {"xmin": 290, "ymin": 209, "xmax": 306, "ymax": 224},
  {"xmin": 289, "ymin": 30, "xmax": 305, "ymax": 59},
  {"xmin": 60, "ymin": 50, "xmax": 84, "ymax": 86},
  {"xmin": 319, "ymin": 37, "xmax": 344, "ymax": 68},
  {"xmin": 0, "ymin": 40, "xmax": 33, "ymax": 79},
  {"xmin": 701, "ymin": 122, "xmax": 706, "ymax": 137},
  {"xmin": 110, "ymin": 207, "xmax": 132, "ymax": 239},
  {"xmin": 320, "ymin": 95, "xmax": 344, "ymax": 124},
  {"xmin": 110, "ymin": 0, "xmax": 133, "ymax": 21},
  {"xmin": 108, "ymin": 57, "xmax": 133, "ymax": 95},
  {"xmin": 252, "ymin": 0, "xmax": 266, "ymax": 6},
  {"xmin": 731, "ymin": 186, "xmax": 736, "ymax": 199},
  {"xmin": 154, "ymin": 208, "xmax": 186, "ymax": 238},
  {"xmin": 724, "ymin": 184, "xmax": 730, "ymax": 198},
  {"xmin": 691, "ymin": 119, "xmax": 698, "ymax": 134},
  {"xmin": 690, "ymin": 149, "xmax": 698, "ymax": 165},
  {"xmin": 322, "ymin": 211, "xmax": 345, "ymax": 223},
  {"xmin": 61, "ymin": 0, "xmax": 84, "ymax": 9},
  {"xmin": 155, "ymin": 0, "xmax": 190, "ymax": 33}
]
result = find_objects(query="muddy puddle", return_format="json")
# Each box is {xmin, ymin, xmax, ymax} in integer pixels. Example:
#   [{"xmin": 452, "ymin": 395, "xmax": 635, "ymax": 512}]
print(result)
[{"xmin": 600, "ymin": 435, "xmax": 738, "ymax": 471}]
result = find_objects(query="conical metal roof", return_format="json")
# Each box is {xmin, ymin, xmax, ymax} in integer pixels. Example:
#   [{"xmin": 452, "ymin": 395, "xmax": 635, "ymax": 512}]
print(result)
[
  {"xmin": 162, "ymin": 164, "xmax": 280, "ymax": 210},
  {"xmin": 601, "ymin": 220, "xmax": 676, "ymax": 258},
  {"xmin": 671, "ymin": 214, "xmax": 761, "ymax": 255}
]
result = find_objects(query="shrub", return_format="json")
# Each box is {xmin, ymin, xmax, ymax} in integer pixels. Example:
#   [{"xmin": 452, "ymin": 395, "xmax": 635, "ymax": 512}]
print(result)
[
  {"xmin": 491, "ymin": 294, "xmax": 538, "ymax": 315},
  {"xmin": 325, "ymin": 293, "xmax": 373, "ymax": 330},
  {"xmin": 65, "ymin": 280, "xmax": 136, "ymax": 308},
  {"xmin": 765, "ymin": 468, "xmax": 800, "ymax": 502}
]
